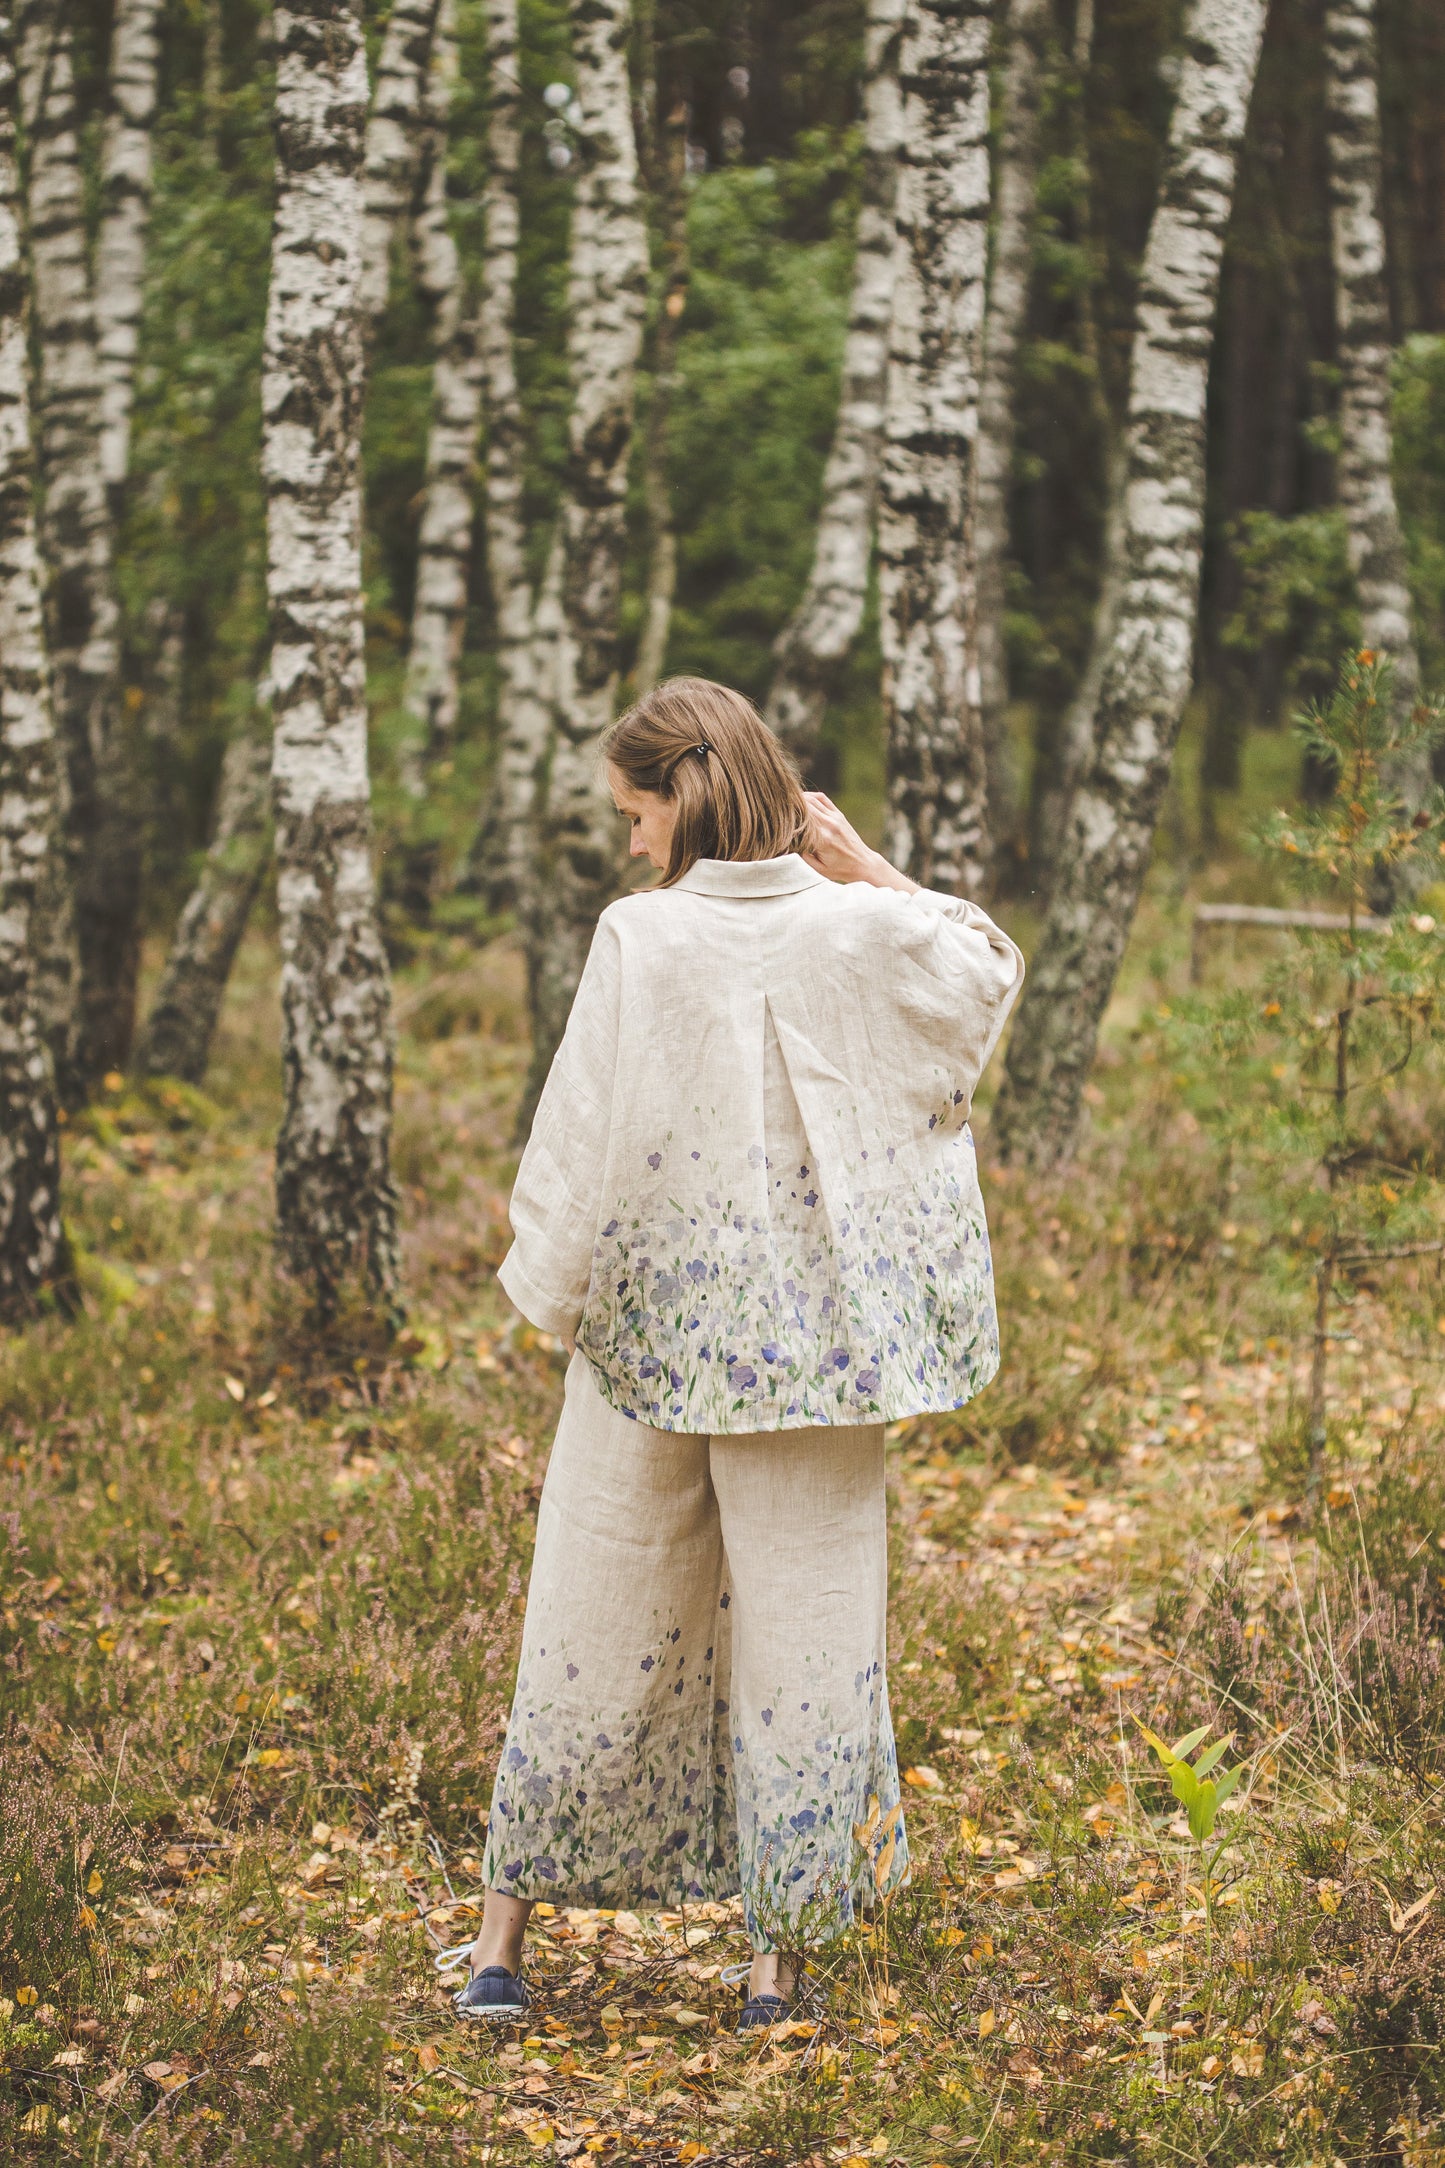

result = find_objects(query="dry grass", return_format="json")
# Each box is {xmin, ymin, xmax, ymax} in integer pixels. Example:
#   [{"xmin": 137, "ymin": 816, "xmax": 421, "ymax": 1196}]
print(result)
[{"xmin": 2, "ymin": 919, "xmax": 1444, "ymax": 2164}]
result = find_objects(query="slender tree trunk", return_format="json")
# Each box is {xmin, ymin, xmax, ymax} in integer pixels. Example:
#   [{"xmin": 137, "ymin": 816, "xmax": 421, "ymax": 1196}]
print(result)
[
  {"xmin": 520, "ymin": 0, "xmax": 649, "ymax": 1125},
  {"xmin": 94, "ymin": 0, "xmax": 162, "ymax": 492},
  {"xmin": 400, "ymin": 0, "xmax": 482, "ymax": 783},
  {"xmin": 975, "ymin": 0, "xmax": 1050, "ymax": 850},
  {"xmin": 457, "ymin": 0, "xmax": 548, "ymax": 912},
  {"xmin": 634, "ymin": 70, "xmax": 690, "ymax": 696},
  {"xmin": 132, "ymin": 726, "xmax": 272, "ymax": 1084},
  {"xmin": 991, "ymin": 0, "xmax": 1268, "ymax": 1170},
  {"xmin": 1323, "ymin": 0, "xmax": 1427, "ymax": 807},
  {"xmin": 359, "ymin": 0, "xmax": 442, "ymax": 328},
  {"xmin": 0, "ymin": 12, "xmax": 69, "ymax": 1313},
  {"xmin": 763, "ymin": 0, "xmax": 906, "ymax": 766},
  {"xmin": 264, "ymin": 0, "xmax": 399, "ymax": 1316},
  {"xmin": 411, "ymin": 0, "xmax": 458, "ymax": 316},
  {"xmin": 879, "ymin": 0, "xmax": 993, "ymax": 896},
  {"xmin": 19, "ymin": 2, "xmax": 141, "ymax": 1098}
]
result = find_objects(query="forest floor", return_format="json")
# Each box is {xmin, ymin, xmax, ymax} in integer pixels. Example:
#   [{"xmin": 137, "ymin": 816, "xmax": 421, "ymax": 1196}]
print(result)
[{"xmin": 2, "ymin": 910, "xmax": 1444, "ymax": 2166}]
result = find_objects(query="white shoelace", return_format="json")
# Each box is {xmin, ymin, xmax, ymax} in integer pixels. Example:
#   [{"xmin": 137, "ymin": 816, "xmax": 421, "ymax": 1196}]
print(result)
[{"xmin": 433, "ymin": 1942, "xmax": 475, "ymax": 1974}]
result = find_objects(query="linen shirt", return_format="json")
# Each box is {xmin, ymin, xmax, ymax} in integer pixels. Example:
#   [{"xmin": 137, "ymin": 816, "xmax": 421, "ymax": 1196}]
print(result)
[{"xmin": 499, "ymin": 853, "xmax": 1025, "ymax": 1434}]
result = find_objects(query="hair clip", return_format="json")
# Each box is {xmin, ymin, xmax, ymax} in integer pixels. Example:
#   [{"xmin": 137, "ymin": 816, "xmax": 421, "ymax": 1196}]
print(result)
[{"xmin": 693, "ymin": 740, "xmax": 712, "ymax": 755}]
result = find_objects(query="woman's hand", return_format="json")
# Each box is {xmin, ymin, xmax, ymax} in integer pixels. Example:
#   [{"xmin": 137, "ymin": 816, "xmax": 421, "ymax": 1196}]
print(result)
[{"xmin": 802, "ymin": 792, "xmax": 918, "ymax": 892}]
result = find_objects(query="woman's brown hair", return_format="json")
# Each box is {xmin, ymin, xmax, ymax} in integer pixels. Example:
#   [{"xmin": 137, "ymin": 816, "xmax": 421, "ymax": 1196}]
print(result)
[{"xmin": 602, "ymin": 677, "xmax": 812, "ymax": 887}]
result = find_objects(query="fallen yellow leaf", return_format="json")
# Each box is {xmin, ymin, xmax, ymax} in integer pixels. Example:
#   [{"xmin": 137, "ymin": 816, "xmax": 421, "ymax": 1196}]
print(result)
[
  {"xmin": 1316, "ymin": 1880, "xmax": 1343, "ymax": 1914},
  {"xmin": 523, "ymin": 2126, "xmax": 555, "ymax": 2151},
  {"xmin": 977, "ymin": 2009, "xmax": 995, "ymax": 2038},
  {"xmin": 86, "ymin": 1869, "xmax": 104, "ymax": 1896}
]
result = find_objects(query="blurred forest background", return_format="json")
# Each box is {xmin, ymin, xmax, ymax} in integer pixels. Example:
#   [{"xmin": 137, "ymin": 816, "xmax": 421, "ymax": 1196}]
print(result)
[{"xmin": 103, "ymin": 0, "xmax": 1445, "ymax": 866}]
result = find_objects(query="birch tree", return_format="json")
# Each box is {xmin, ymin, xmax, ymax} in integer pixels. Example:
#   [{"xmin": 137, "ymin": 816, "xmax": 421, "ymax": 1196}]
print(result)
[
  {"xmin": 132, "ymin": 725, "xmax": 271, "ymax": 1084},
  {"xmin": 459, "ymin": 0, "xmax": 556, "ymax": 910},
  {"xmin": 94, "ymin": 0, "xmax": 163, "ymax": 491},
  {"xmin": 1323, "ymin": 0, "xmax": 1428, "ymax": 807},
  {"xmin": 264, "ymin": 0, "xmax": 399, "ymax": 1313},
  {"xmin": 520, "ymin": 0, "xmax": 649, "ymax": 1122},
  {"xmin": 19, "ymin": 1, "xmax": 140, "ymax": 1094},
  {"xmin": 0, "ymin": 13, "xmax": 68, "ymax": 1311},
  {"xmin": 975, "ymin": 0, "xmax": 1050, "ymax": 832},
  {"xmin": 400, "ymin": 0, "xmax": 486, "ymax": 777},
  {"xmin": 763, "ymin": 0, "xmax": 906, "ymax": 766},
  {"xmin": 878, "ymin": 0, "xmax": 993, "ymax": 896},
  {"xmin": 359, "ymin": 0, "xmax": 443, "ymax": 327},
  {"xmin": 991, "ymin": 0, "xmax": 1269, "ymax": 1169},
  {"xmin": 634, "ymin": 68, "xmax": 690, "ymax": 696}
]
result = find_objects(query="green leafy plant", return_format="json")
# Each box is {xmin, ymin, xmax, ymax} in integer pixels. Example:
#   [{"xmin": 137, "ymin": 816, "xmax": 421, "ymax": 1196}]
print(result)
[{"xmin": 1134, "ymin": 1718, "xmax": 1246, "ymax": 1955}]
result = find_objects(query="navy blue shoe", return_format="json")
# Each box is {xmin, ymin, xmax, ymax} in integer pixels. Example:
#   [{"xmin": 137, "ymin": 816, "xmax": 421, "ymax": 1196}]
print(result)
[
  {"xmin": 442, "ymin": 1945, "xmax": 529, "ymax": 2023},
  {"xmin": 736, "ymin": 1991, "xmax": 791, "ymax": 2032},
  {"xmin": 722, "ymin": 1963, "xmax": 792, "ymax": 2033},
  {"xmin": 435, "ymin": 1951, "xmax": 530, "ymax": 2029}
]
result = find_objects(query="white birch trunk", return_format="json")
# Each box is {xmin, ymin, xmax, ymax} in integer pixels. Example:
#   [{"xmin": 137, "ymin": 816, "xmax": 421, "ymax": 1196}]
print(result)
[
  {"xmin": 975, "ymin": 0, "xmax": 1049, "ymax": 833},
  {"xmin": 411, "ymin": 0, "xmax": 458, "ymax": 313},
  {"xmin": 1323, "ymin": 0, "xmax": 1428, "ymax": 809},
  {"xmin": 265, "ymin": 0, "xmax": 399, "ymax": 1314},
  {"xmin": 400, "ymin": 0, "xmax": 483, "ymax": 777},
  {"xmin": 19, "ymin": 2, "xmax": 140, "ymax": 1095},
  {"xmin": 94, "ymin": 0, "xmax": 162, "ymax": 491},
  {"xmin": 0, "ymin": 12, "xmax": 68, "ymax": 1310},
  {"xmin": 359, "ymin": 0, "xmax": 442, "ymax": 327},
  {"xmin": 459, "ymin": 0, "xmax": 550, "ymax": 910},
  {"xmin": 521, "ymin": 0, "xmax": 649, "ymax": 1119},
  {"xmin": 763, "ymin": 0, "xmax": 906, "ymax": 764},
  {"xmin": 634, "ymin": 83, "xmax": 690, "ymax": 697},
  {"xmin": 133, "ymin": 723, "xmax": 272, "ymax": 1084},
  {"xmin": 878, "ymin": 0, "xmax": 993, "ymax": 896},
  {"xmin": 991, "ymin": 0, "xmax": 1268, "ymax": 1169}
]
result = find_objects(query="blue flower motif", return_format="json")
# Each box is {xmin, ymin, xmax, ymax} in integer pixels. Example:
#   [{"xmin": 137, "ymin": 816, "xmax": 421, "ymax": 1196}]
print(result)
[
  {"xmin": 647, "ymin": 1151, "xmax": 662, "ymax": 1170},
  {"xmin": 802, "ymin": 1189, "xmax": 818, "ymax": 1208},
  {"xmin": 601, "ymin": 1218, "xmax": 619, "ymax": 1237},
  {"xmin": 686, "ymin": 1259, "xmax": 707, "ymax": 1280},
  {"xmin": 732, "ymin": 1365, "xmax": 758, "ymax": 1389}
]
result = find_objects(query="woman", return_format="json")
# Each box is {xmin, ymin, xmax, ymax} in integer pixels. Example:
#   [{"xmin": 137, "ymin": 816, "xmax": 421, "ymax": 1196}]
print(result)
[{"xmin": 444, "ymin": 678, "xmax": 1023, "ymax": 2028}]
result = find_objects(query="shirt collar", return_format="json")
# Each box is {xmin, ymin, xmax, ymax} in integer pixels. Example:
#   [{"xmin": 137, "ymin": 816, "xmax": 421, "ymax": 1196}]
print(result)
[{"xmin": 673, "ymin": 853, "xmax": 825, "ymax": 899}]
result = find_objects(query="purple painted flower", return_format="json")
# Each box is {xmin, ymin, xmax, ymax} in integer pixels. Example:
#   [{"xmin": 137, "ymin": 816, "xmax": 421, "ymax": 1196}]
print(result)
[
  {"xmin": 670, "ymin": 1367, "xmax": 684, "ymax": 1390},
  {"xmin": 687, "ymin": 1258, "xmax": 707, "ymax": 1280},
  {"xmin": 825, "ymin": 1346, "xmax": 849, "ymax": 1372},
  {"xmin": 856, "ymin": 1367, "xmax": 880, "ymax": 1394},
  {"xmin": 761, "ymin": 1707, "xmax": 773, "ymax": 1727},
  {"xmin": 652, "ymin": 1272, "xmax": 681, "ymax": 1300},
  {"xmin": 732, "ymin": 1364, "xmax": 757, "ymax": 1389},
  {"xmin": 691, "ymin": 1149, "xmax": 701, "ymax": 1160},
  {"xmin": 639, "ymin": 1355, "xmax": 662, "ymax": 1379},
  {"xmin": 566, "ymin": 1662, "xmax": 579, "ymax": 1680},
  {"xmin": 802, "ymin": 1189, "xmax": 818, "ymax": 1208},
  {"xmin": 761, "ymin": 1342, "xmax": 781, "ymax": 1364},
  {"xmin": 534, "ymin": 1856, "xmax": 558, "ymax": 1881},
  {"xmin": 647, "ymin": 1151, "xmax": 662, "ymax": 1170},
  {"xmin": 601, "ymin": 1218, "xmax": 619, "ymax": 1237},
  {"xmin": 640, "ymin": 1656, "xmax": 655, "ymax": 1672}
]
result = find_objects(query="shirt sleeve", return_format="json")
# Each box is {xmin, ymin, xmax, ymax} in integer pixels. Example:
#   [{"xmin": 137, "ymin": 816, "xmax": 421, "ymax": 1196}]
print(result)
[
  {"xmin": 496, "ymin": 914, "xmax": 621, "ymax": 1339},
  {"xmin": 889, "ymin": 887, "xmax": 1026, "ymax": 1111}
]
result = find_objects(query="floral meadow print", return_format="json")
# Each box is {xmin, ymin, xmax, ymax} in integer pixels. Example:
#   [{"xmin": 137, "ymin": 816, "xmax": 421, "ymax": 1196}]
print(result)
[
  {"xmin": 500, "ymin": 855, "xmax": 1024, "ymax": 1435},
  {"xmin": 482, "ymin": 1360, "xmax": 907, "ymax": 1947}
]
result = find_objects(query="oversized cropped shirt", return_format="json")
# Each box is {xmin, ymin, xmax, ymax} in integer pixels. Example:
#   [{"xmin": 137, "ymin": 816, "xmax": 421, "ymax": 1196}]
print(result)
[{"xmin": 498, "ymin": 853, "xmax": 1025, "ymax": 1434}]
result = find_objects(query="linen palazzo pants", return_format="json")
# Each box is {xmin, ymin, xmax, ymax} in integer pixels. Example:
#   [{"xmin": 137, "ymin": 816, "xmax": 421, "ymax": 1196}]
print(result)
[{"xmin": 483, "ymin": 1354, "xmax": 909, "ymax": 1948}]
